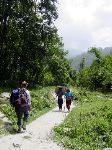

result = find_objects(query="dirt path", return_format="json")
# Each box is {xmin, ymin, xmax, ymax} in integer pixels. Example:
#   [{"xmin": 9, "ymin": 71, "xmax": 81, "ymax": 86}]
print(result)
[{"xmin": 0, "ymin": 104, "xmax": 74, "ymax": 150}]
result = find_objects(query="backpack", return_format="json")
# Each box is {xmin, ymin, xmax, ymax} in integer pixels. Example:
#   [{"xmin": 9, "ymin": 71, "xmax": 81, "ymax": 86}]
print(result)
[
  {"xmin": 10, "ymin": 88, "xmax": 28, "ymax": 107},
  {"xmin": 10, "ymin": 89, "xmax": 19, "ymax": 107}
]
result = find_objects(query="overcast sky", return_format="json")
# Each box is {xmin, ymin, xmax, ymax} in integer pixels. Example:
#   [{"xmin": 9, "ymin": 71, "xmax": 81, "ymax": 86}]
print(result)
[{"xmin": 55, "ymin": 0, "xmax": 112, "ymax": 57}]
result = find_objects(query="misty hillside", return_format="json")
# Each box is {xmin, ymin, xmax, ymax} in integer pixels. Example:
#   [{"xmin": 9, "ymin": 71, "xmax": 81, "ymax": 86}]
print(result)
[{"xmin": 70, "ymin": 47, "xmax": 112, "ymax": 71}]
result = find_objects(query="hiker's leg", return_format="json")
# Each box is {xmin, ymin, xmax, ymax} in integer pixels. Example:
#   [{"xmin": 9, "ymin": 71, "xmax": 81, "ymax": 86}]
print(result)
[
  {"xmin": 58, "ymin": 103, "xmax": 61, "ymax": 110},
  {"xmin": 66, "ymin": 100, "xmax": 70, "ymax": 110},
  {"xmin": 61, "ymin": 99, "xmax": 63, "ymax": 110},
  {"xmin": 16, "ymin": 109, "xmax": 22, "ymax": 126},
  {"xmin": 58, "ymin": 99, "xmax": 63, "ymax": 111},
  {"xmin": 60, "ymin": 104, "xmax": 62, "ymax": 111},
  {"xmin": 58, "ymin": 99, "xmax": 61, "ymax": 110},
  {"xmin": 66, "ymin": 104, "xmax": 69, "ymax": 110},
  {"xmin": 66, "ymin": 100, "xmax": 71, "ymax": 111},
  {"xmin": 23, "ymin": 114, "xmax": 29, "ymax": 130},
  {"xmin": 22, "ymin": 108, "xmax": 29, "ymax": 130},
  {"xmin": 69, "ymin": 100, "xmax": 72, "ymax": 111},
  {"xmin": 15, "ymin": 108, "xmax": 22, "ymax": 132},
  {"xmin": 67, "ymin": 105, "xmax": 70, "ymax": 110},
  {"xmin": 23, "ymin": 113, "xmax": 29, "ymax": 122},
  {"xmin": 58, "ymin": 103, "xmax": 62, "ymax": 111}
]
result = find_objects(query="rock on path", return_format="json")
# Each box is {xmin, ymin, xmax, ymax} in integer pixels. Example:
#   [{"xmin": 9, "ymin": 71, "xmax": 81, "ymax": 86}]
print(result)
[
  {"xmin": 0, "ymin": 105, "xmax": 73, "ymax": 150},
  {"xmin": 0, "ymin": 92, "xmax": 10, "ymax": 99}
]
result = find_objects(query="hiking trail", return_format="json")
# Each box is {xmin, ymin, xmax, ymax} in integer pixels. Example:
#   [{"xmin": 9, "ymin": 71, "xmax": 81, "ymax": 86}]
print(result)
[{"xmin": 0, "ymin": 101, "xmax": 74, "ymax": 150}]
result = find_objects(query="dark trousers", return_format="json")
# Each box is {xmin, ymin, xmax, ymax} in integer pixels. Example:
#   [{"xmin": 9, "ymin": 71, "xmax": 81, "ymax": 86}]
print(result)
[
  {"xmin": 58, "ymin": 98, "xmax": 63, "ymax": 109},
  {"xmin": 15, "ymin": 107, "xmax": 29, "ymax": 126}
]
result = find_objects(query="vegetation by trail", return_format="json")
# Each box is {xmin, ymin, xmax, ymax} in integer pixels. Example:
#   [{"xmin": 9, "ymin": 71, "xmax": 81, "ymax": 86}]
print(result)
[{"xmin": 53, "ymin": 88, "xmax": 112, "ymax": 150}]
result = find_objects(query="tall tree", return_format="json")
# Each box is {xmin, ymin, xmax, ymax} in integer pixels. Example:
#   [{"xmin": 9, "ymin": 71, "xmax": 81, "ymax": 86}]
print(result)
[
  {"xmin": 88, "ymin": 47, "xmax": 102, "ymax": 60},
  {"xmin": 0, "ymin": 0, "xmax": 73, "ymax": 86}
]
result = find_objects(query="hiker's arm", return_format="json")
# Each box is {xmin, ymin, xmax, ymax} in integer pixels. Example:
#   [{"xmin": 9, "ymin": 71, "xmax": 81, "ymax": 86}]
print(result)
[
  {"xmin": 10, "ymin": 93, "xmax": 14, "ymax": 107},
  {"xmin": 26, "ymin": 90, "xmax": 31, "ymax": 111}
]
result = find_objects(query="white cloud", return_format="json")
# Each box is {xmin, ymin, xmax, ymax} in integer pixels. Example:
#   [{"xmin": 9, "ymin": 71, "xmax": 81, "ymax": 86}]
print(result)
[
  {"xmin": 92, "ymin": 27, "xmax": 112, "ymax": 47},
  {"xmin": 55, "ymin": 0, "xmax": 112, "ymax": 56}
]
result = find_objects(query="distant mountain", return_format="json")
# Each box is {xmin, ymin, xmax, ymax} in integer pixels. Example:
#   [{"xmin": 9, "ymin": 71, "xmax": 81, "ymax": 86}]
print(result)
[
  {"xmin": 70, "ymin": 47, "xmax": 112, "ymax": 71},
  {"xmin": 102, "ymin": 47, "xmax": 112, "ymax": 55}
]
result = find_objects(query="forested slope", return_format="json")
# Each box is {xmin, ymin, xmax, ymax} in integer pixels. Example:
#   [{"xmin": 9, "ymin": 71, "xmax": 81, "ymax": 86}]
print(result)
[{"xmin": 70, "ymin": 47, "xmax": 112, "ymax": 71}]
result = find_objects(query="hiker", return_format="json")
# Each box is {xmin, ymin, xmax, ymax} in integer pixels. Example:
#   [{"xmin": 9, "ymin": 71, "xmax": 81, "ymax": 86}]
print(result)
[
  {"xmin": 10, "ymin": 81, "xmax": 31, "ymax": 132},
  {"xmin": 64, "ymin": 88, "xmax": 73, "ymax": 112},
  {"xmin": 56, "ymin": 86, "xmax": 64, "ymax": 111}
]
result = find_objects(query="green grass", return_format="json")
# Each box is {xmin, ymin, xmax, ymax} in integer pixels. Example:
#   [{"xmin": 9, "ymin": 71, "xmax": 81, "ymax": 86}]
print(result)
[
  {"xmin": 53, "ymin": 88, "xmax": 112, "ymax": 150},
  {"xmin": 0, "ymin": 119, "xmax": 4, "ymax": 126}
]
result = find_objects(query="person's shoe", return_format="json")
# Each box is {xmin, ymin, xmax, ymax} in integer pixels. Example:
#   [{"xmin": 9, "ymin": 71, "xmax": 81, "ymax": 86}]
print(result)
[
  {"xmin": 22, "ymin": 122, "xmax": 26, "ymax": 130},
  {"xmin": 17, "ymin": 126, "xmax": 21, "ymax": 133},
  {"xmin": 68, "ymin": 109, "xmax": 70, "ymax": 112}
]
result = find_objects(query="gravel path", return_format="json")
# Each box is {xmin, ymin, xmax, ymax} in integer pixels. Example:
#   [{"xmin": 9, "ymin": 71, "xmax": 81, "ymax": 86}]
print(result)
[{"xmin": 0, "ymin": 104, "xmax": 73, "ymax": 150}]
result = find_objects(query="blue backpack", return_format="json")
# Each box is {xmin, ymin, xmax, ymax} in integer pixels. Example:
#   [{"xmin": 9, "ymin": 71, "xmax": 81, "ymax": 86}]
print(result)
[{"xmin": 10, "ymin": 89, "xmax": 19, "ymax": 107}]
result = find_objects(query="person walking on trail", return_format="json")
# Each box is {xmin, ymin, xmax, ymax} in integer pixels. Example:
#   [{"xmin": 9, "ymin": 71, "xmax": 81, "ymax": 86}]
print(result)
[
  {"xmin": 56, "ymin": 86, "xmax": 64, "ymax": 111},
  {"xmin": 64, "ymin": 88, "xmax": 73, "ymax": 112},
  {"xmin": 10, "ymin": 81, "xmax": 31, "ymax": 133}
]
